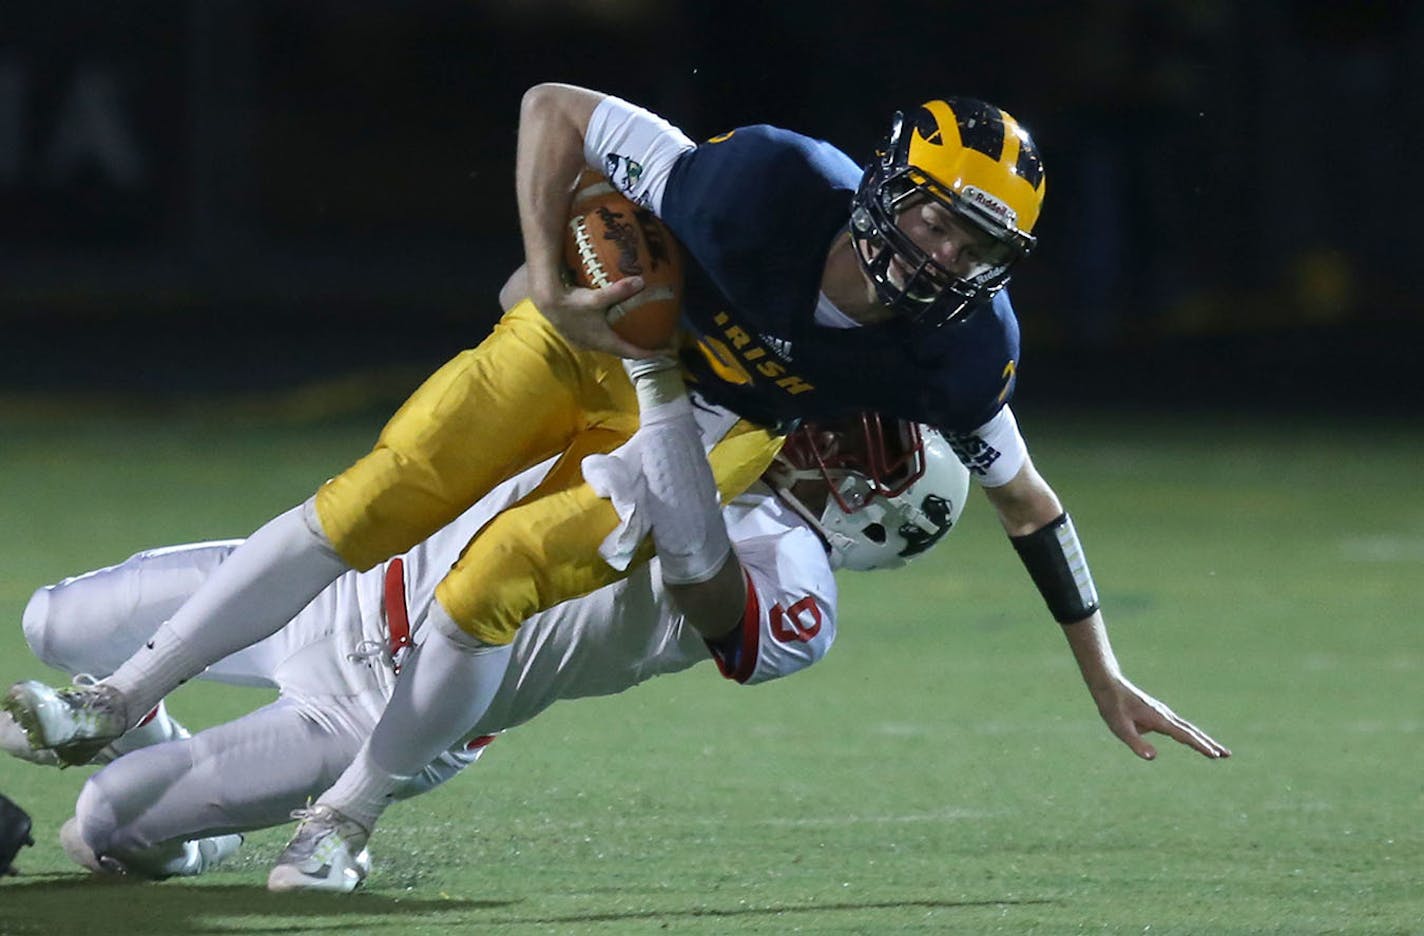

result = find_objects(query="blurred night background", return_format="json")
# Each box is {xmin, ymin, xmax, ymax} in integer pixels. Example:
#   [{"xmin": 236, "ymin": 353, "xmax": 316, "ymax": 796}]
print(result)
[{"xmin": 3, "ymin": 0, "xmax": 1422, "ymax": 414}]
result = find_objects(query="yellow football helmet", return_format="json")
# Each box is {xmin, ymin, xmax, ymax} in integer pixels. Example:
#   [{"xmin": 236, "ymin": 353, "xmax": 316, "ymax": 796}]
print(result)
[{"xmin": 850, "ymin": 98, "xmax": 1046, "ymax": 328}]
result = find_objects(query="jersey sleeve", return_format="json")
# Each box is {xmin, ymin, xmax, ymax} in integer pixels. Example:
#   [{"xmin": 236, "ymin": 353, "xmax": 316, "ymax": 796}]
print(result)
[
  {"xmin": 584, "ymin": 95, "xmax": 695, "ymax": 215},
  {"xmin": 943, "ymin": 404, "xmax": 1028, "ymax": 488},
  {"xmin": 916, "ymin": 288, "xmax": 1023, "ymax": 433},
  {"xmin": 704, "ymin": 527, "xmax": 838, "ymax": 686}
]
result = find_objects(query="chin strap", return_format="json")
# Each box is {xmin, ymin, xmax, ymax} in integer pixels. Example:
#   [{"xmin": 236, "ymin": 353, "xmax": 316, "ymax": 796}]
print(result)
[{"xmin": 765, "ymin": 473, "xmax": 846, "ymax": 569}]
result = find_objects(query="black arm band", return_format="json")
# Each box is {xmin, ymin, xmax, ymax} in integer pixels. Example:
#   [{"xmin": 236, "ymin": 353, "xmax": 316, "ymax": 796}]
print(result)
[{"xmin": 1009, "ymin": 512, "xmax": 1101, "ymax": 624}]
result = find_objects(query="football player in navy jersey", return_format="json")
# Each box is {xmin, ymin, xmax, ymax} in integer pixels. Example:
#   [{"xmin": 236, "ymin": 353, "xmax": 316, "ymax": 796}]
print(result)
[
  {"xmin": 7, "ymin": 85, "xmax": 1230, "ymax": 847},
  {"xmin": 516, "ymin": 83, "xmax": 1226, "ymax": 764}
]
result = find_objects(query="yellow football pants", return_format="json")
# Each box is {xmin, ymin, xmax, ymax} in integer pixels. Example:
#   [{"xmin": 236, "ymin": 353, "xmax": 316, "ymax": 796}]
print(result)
[{"xmin": 314, "ymin": 299, "xmax": 782, "ymax": 645}]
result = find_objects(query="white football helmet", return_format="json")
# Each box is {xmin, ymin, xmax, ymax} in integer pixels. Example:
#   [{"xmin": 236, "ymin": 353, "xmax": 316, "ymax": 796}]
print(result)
[{"xmin": 769, "ymin": 414, "xmax": 970, "ymax": 571}]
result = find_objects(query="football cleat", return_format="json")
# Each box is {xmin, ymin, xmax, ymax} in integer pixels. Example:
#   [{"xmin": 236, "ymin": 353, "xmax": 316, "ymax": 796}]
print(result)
[
  {"xmin": 3, "ymin": 700, "xmax": 188, "ymax": 769},
  {"xmin": 189, "ymin": 833, "xmax": 245, "ymax": 875},
  {"xmin": 0, "ymin": 709, "xmax": 61, "ymax": 767},
  {"xmin": 145, "ymin": 831, "xmax": 245, "ymax": 879},
  {"xmin": 3, "ymin": 676, "xmax": 130, "ymax": 767},
  {"xmin": 267, "ymin": 804, "xmax": 372, "ymax": 893}
]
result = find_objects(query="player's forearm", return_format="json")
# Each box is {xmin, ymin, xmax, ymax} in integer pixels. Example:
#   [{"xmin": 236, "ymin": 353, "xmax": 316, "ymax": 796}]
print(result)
[
  {"xmin": 623, "ymin": 361, "xmax": 747, "ymax": 637},
  {"xmin": 1058, "ymin": 610, "xmax": 1124, "ymax": 693},
  {"xmin": 515, "ymin": 83, "xmax": 604, "ymax": 304},
  {"xmin": 986, "ymin": 461, "xmax": 1103, "ymax": 626},
  {"xmin": 665, "ymin": 553, "xmax": 747, "ymax": 641},
  {"xmin": 981, "ymin": 457, "xmax": 1061, "ymax": 535}
]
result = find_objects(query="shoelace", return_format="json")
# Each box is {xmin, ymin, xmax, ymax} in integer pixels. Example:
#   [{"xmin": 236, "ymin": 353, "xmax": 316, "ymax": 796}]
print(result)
[
  {"xmin": 345, "ymin": 640, "xmax": 392, "ymax": 668},
  {"xmin": 281, "ymin": 807, "xmax": 333, "ymax": 860},
  {"xmin": 59, "ymin": 675, "xmax": 125, "ymax": 743},
  {"xmin": 288, "ymin": 804, "xmax": 329, "ymax": 823}
]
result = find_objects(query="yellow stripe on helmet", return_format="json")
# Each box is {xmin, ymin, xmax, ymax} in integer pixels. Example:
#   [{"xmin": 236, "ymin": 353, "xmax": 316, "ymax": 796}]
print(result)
[{"xmin": 907, "ymin": 99, "xmax": 1044, "ymax": 238}]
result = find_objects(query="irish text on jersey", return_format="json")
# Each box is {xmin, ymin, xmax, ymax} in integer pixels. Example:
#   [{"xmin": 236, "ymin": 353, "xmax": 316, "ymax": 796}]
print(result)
[{"xmin": 694, "ymin": 310, "xmax": 815, "ymax": 395}]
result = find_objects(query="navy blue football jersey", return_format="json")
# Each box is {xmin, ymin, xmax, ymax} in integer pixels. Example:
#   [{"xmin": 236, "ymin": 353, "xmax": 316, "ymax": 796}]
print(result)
[{"xmin": 658, "ymin": 125, "xmax": 1021, "ymax": 434}]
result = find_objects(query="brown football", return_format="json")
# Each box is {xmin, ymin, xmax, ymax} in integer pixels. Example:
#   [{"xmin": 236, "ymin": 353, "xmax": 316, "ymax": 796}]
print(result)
[{"xmin": 564, "ymin": 171, "xmax": 684, "ymax": 350}]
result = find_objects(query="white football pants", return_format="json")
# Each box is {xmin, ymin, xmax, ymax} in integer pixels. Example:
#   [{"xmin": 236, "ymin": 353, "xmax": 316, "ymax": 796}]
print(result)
[{"xmin": 22, "ymin": 542, "xmax": 480, "ymax": 867}]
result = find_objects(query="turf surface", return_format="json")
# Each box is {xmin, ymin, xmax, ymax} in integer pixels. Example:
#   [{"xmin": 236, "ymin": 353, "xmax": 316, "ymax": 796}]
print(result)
[{"xmin": 0, "ymin": 406, "xmax": 1419, "ymax": 934}]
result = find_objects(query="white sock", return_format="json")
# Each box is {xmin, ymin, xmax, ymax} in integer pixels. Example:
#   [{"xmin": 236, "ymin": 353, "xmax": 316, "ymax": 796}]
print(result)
[
  {"xmin": 101, "ymin": 623, "xmax": 207, "ymax": 727},
  {"xmin": 323, "ymin": 602, "xmax": 511, "ymax": 829},
  {"xmin": 317, "ymin": 745, "xmax": 408, "ymax": 833},
  {"xmin": 106, "ymin": 499, "xmax": 349, "ymax": 720}
]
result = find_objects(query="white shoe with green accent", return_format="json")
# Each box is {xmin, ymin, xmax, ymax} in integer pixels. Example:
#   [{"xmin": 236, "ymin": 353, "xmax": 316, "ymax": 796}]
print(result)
[
  {"xmin": 0, "ymin": 710, "xmax": 61, "ymax": 767},
  {"xmin": 3, "ymin": 676, "xmax": 129, "ymax": 767},
  {"xmin": 267, "ymin": 804, "xmax": 372, "ymax": 893}
]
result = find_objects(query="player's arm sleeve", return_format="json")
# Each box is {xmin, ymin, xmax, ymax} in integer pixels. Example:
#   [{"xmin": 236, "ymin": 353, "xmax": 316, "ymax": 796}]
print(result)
[
  {"xmin": 583, "ymin": 95, "xmax": 695, "ymax": 215},
  {"xmin": 703, "ymin": 530, "xmax": 837, "ymax": 686},
  {"xmin": 942, "ymin": 404, "xmax": 1029, "ymax": 488}
]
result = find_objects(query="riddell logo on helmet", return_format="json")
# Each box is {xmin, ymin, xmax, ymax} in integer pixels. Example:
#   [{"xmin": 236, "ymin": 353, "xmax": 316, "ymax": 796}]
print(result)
[{"xmin": 959, "ymin": 186, "xmax": 1017, "ymax": 227}]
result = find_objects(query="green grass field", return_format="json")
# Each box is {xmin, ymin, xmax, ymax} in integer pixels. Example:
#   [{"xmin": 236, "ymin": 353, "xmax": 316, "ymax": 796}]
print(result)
[{"xmin": 0, "ymin": 404, "xmax": 1420, "ymax": 934}]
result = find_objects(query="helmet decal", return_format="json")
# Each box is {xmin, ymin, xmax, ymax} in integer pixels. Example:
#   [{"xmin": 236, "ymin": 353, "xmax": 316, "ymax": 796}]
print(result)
[
  {"xmin": 959, "ymin": 185, "xmax": 1017, "ymax": 229},
  {"xmin": 898, "ymin": 493, "xmax": 956, "ymax": 558},
  {"xmin": 918, "ymin": 99, "xmax": 1005, "ymax": 161},
  {"xmin": 1013, "ymin": 134, "xmax": 1046, "ymax": 190}
]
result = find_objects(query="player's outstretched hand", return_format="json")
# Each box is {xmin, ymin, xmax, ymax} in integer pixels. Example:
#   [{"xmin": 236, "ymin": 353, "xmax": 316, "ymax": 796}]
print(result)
[
  {"xmin": 538, "ymin": 277, "xmax": 667, "ymax": 359},
  {"xmin": 1089, "ymin": 675, "xmax": 1231, "ymax": 761}
]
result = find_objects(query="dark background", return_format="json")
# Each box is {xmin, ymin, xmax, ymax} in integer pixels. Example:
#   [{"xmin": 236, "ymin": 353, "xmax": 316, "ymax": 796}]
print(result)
[{"xmin": 3, "ymin": 0, "xmax": 1421, "ymax": 412}]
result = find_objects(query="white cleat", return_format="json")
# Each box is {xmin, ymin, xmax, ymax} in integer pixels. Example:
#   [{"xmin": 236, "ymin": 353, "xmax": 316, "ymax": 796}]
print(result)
[
  {"xmin": 267, "ymin": 804, "xmax": 372, "ymax": 893},
  {"xmin": 136, "ymin": 831, "xmax": 244, "ymax": 879},
  {"xmin": 0, "ymin": 710, "xmax": 61, "ymax": 767},
  {"xmin": 2, "ymin": 694, "xmax": 186, "ymax": 770},
  {"xmin": 3, "ymin": 677, "xmax": 129, "ymax": 767},
  {"xmin": 187, "ymin": 832, "xmax": 245, "ymax": 876}
]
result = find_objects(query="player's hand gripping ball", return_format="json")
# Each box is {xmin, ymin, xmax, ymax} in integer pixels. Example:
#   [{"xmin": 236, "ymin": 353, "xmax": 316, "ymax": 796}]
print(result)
[{"xmin": 564, "ymin": 171, "xmax": 684, "ymax": 350}]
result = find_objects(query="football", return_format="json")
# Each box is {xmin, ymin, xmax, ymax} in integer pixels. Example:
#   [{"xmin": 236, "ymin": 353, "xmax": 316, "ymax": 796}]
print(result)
[{"xmin": 564, "ymin": 171, "xmax": 683, "ymax": 350}]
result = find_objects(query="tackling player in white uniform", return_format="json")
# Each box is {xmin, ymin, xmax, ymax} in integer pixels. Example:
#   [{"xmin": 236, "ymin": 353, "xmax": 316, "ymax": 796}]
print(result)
[
  {"xmin": 7, "ymin": 349, "xmax": 1229, "ymax": 893},
  {"xmin": 4, "ymin": 398, "xmax": 975, "ymax": 888}
]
